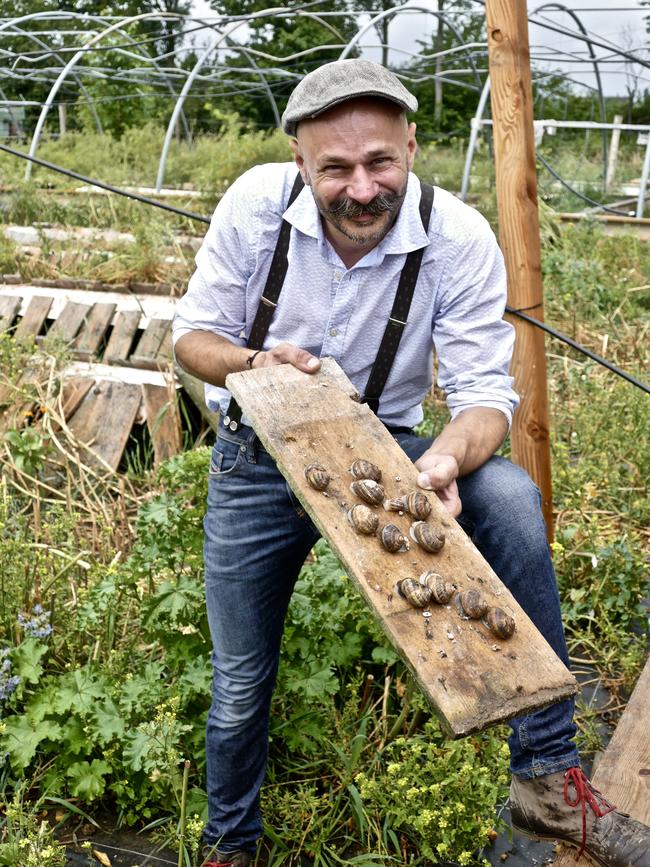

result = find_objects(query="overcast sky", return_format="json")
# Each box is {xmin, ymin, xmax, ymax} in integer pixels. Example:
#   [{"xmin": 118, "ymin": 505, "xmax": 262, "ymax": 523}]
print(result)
[{"xmin": 190, "ymin": 1, "xmax": 650, "ymax": 97}]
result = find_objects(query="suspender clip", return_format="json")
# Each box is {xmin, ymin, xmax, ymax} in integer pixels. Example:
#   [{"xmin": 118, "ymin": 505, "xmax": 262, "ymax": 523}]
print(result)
[
  {"xmin": 260, "ymin": 295, "xmax": 278, "ymax": 308},
  {"xmin": 388, "ymin": 316, "xmax": 407, "ymax": 327}
]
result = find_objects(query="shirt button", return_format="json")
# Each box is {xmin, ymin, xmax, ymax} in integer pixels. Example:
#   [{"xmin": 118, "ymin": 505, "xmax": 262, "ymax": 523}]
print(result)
[
  {"xmin": 334, "ymin": 270, "xmax": 342, "ymax": 281},
  {"xmin": 329, "ymin": 328, "xmax": 338, "ymax": 337}
]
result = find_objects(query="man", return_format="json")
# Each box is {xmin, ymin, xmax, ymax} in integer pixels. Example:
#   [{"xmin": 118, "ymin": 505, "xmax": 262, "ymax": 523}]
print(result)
[{"xmin": 173, "ymin": 59, "xmax": 650, "ymax": 867}]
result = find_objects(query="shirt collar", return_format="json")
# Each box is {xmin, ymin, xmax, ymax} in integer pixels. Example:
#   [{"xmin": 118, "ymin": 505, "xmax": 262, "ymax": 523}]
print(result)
[{"xmin": 284, "ymin": 172, "xmax": 430, "ymax": 265}]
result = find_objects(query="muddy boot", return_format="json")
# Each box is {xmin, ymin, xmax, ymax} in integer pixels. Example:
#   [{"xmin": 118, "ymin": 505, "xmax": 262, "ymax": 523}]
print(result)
[
  {"xmin": 201, "ymin": 847, "xmax": 253, "ymax": 867},
  {"xmin": 510, "ymin": 767, "xmax": 650, "ymax": 866}
]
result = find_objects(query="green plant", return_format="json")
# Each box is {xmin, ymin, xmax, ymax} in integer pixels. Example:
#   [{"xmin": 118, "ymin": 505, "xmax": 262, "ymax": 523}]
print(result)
[{"xmin": 0, "ymin": 790, "xmax": 66, "ymax": 867}]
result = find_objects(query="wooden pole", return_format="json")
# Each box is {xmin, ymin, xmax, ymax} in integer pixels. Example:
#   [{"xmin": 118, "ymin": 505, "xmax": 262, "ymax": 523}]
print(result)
[{"xmin": 485, "ymin": 0, "xmax": 553, "ymax": 540}]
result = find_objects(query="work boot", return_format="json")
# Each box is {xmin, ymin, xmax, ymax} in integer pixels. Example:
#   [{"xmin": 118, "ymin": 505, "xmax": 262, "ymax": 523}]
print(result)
[
  {"xmin": 201, "ymin": 847, "xmax": 253, "ymax": 867},
  {"xmin": 510, "ymin": 766, "xmax": 650, "ymax": 865}
]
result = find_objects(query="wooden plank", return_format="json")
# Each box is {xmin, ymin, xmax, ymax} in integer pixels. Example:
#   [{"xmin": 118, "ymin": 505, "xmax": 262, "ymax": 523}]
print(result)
[
  {"xmin": 0, "ymin": 295, "xmax": 21, "ymax": 332},
  {"xmin": 66, "ymin": 380, "xmax": 142, "ymax": 471},
  {"xmin": 14, "ymin": 295, "xmax": 53, "ymax": 339},
  {"xmin": 73, "ymin": 302, "xmax": 116, "ymax": 360},
  {"xmin": 226, "ymin": 359, "xmax": 577, "ymax": 737},
  {"xmin": 46, "ymin": 300, "xmax": 91, "ymax": 343},
  {"xmin": 130, "ymin": 319, "xmax": 171, "ymax": 368},
  {"xmin": 486, "ymin": 0, "xmax": 553, "ymax": 539},
  {"xmin": 552, "ymin": 656, "xmax": 650, "ymax": 864},
  {"xmin": 142, "ymin": 383, "xmax": 182, "ymax": 466},
  {"xmin": 60, "ymin": 377, "xmax": 95, "ymax": 421},
  {"xmin": 103, "ymin": 310, "xmax": 141, "ymax": 363}
]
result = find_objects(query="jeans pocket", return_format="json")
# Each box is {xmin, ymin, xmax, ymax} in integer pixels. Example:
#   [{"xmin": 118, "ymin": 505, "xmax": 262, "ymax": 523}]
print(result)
[{"xmin": 209, "ymin": 438, "xmax": 245, "ymax": 478}]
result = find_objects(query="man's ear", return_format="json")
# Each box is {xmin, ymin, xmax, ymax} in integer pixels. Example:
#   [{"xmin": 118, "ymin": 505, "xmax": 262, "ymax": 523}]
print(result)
[
  {"xmin": 290, "ymin": 138, "xmax": 310, "ymax": 185},
  {"xmin": 406, "ymin": 122, "xmax": 418, "ymax": 170}
]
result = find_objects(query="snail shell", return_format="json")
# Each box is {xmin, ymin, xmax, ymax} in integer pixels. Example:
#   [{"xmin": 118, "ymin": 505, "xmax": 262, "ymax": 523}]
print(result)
[
  {"xmin": 377, "ymin": 523, "xmax": 408, "ymax": 553},
  {"xmin": 350, "ymin": 479, "xmax": 385, "ymax": 505},
  {"xmin": 304, "ymin": 462, "xmax": 329, "ymax": 491},
  {"xmin": 350, "ymin": 459, "xmax": 382, "ymax": 483},
  {"xmin": 409, "ymin": 521, "xmax": 445, "ymax": 553},
  {"xmin": 398, "ymin": 577, "xmax": 433, "ymax": 608},
  {"xmin": 384, "ymin": 491, "xmax": 431, "ymax": 520},
  {"xmin": 419, "ymin": 571, "xmax": 455, "ymax": 604},
  {"xmin": 347, "ymin": 504, "xmax": 379, "ymax": 535},
  {"xmin": 458, "ymin": 589, "xmax": 488, "ymax": 620},
  {"xmin": 484, "ymin": 606, "xmax": 516, "ymax": 639}
]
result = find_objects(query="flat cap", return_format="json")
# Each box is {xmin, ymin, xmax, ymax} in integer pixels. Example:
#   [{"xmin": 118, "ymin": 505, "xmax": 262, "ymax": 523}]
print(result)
[{"xmin": 281, "ymin": 59, "xmax": 418, "ymax": 136}]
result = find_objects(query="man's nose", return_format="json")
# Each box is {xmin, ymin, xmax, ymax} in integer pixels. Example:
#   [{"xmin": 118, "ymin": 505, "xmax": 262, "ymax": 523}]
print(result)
[{"xmin": 346, "ymin": 167, "xmax": 378, "ymax": 205}]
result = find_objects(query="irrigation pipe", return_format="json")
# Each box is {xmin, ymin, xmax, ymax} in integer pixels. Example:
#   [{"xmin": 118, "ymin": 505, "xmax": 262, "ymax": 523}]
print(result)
[
  {"xmin": 0, "ymin": 143, "xmax": 647, "ymax": 397},
  {"xmin": 505, "ymin": 307, "xmax": 650, "ymax": 396}
]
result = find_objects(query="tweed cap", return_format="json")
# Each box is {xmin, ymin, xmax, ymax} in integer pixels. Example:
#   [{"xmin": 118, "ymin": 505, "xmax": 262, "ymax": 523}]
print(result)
[{"xmin": 281, "ymin": 59, "xmax": 418, "ymax": 135}]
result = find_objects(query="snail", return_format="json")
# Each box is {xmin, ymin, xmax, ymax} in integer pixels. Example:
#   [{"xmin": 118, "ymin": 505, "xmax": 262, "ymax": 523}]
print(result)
[
  {"xmin": 377, "ymin": 523, "xmax": 408, "ymax": 553},
  {"xmin": 384, "ymin": 491, "xmax": 431, "ymax": 520},
  {"xmin": 409, "ymin": 521, "xmax": 445, "ymax": 553},
  {"xmin": 397, "ymin": 577, "xmax": 433, "ymax": 608},
  {"xmin": 457, "ymin": 589, "xmax": 488, "ymax": 620},
  {"xmin": 484, "ymin": 606, "xmax": 516, "ymax": 639},
  {"xmin": 347, "ymin": 504, "xmax": 379, "ymax": 535},
  {"xmin": 350, "ymin": 479, "xmax": 385, "ymax": 506},
  {"xmin": 304, "ymin": 462, "xmax": 329, "ymax": 491},
  {"xmin": 419, "ymin": 571, "xmax": 455, "ymax": 604},
  {"xmin": 350, "ymin": 459, "xmax": 382, "ymax": 483}
]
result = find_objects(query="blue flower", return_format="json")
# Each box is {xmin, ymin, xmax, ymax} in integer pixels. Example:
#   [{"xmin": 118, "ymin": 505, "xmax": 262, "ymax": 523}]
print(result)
[
  {"xmin": 0, "ymin": 649, "xmax": 20, "ymax": 702},
  {"xmin": 17, "ymin": 605, "xmax": 52, "ymax": 639}
]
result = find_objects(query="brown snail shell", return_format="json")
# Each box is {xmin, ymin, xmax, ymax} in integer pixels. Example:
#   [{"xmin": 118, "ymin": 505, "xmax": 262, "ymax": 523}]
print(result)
[
  {"xmin": 347, "ymin": 504, "xmax": 379, "ymax": 535},
  {"xmin": 350, "ymin": 479, "xmax": 385, "ymax": 505},
  {"xmin": 409, "ymin": 521, "xmax": 445, "ymax": 553},
  {"xmin": 397, "ymin": 577, "xmax": 433, "ymax": 608},
  {"xmin": 384, "ymin": 491, "xmax": 431, "ymax": 520},
  {"xmin": 419, "ymin": 571, "xmax": 455, "ymax": 604},
  {"xmin": 484, "ymin": 606, "xmax": 516, "ymax": 639},
  {"xmin": 377, "ymin": 523, "xmax": 408, "ymax": 553},
  {"xmin": 350, "ymin": 459, "xmax": 382, "ymax": 483},
  {"xmin": 304, "ymin": 462, "xmax": 329, "ymax": 491},
  {"xmin": 458, "ymin": 589, "xmax": 488, "ymax": 620}
]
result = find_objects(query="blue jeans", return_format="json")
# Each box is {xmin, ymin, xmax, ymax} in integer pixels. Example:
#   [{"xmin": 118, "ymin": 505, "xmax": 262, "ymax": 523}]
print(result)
[{"xmin": 203, "ymin": 421, "xmax": 579, "ymax": 852}]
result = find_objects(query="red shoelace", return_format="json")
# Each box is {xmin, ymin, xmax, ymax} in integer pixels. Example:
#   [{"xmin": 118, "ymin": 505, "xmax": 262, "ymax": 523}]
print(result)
[{"xmin": 564, "ymin": 767, "xmax": 616, "ymax": 860}]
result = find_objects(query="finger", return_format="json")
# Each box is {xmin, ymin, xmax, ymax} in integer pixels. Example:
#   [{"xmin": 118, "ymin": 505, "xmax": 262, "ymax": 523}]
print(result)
[
  {"xmin": 417, "ymin": 465, "xmax": 455, "ymax": 491},
  {"xmin": 274, "ymin": 343, "xmax": 321, "ymax": 373}
]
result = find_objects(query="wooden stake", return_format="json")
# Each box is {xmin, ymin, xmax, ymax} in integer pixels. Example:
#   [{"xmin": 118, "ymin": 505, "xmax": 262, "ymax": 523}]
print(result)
[{"xmin": 485, "ymin": 0, "xmax": 553, "ymax": 539}]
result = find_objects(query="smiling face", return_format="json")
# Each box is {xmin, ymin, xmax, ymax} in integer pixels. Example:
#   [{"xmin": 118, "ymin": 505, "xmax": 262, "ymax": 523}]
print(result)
[{"xmin": 290, "ymin": 98, "xmax": 417, "ymax": 265}]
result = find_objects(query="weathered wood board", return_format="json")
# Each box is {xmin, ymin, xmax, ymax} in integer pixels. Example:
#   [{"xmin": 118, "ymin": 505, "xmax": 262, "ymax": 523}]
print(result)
[
  {"xmin": 14, "ymin": 295, "xmax": 53, "ymax": 338},
  {"xmin": 73, "ymin": 302, "xmax": 116, "ymax": 360},
  {"xmin": 66, "ymin": 380, "xmax": 142, "ymax": 471},
  {"xmin": 104, "ymin": 310, "xmax": 141, "ymax": 363},
  {"xmin": 142, "ymin": 383, "xmax": 182, "ymax": 466},
  {"xmin": 130, "ymin": 318, "xmax": 171, "ymax": 369},
  {"xmin": 226, "ymin": 358, "xmax": 577, "ymax": 737},
  {"xmin": 0, "ymin": 295, "xmax": 21, "ymax": 331},
  {"xmin": 47, "ymin": 300, "xmax": 91, "ymax": 343},
  {"xmin": 552, "ymin": 654, "xmax": 650, "ymax": 863}
]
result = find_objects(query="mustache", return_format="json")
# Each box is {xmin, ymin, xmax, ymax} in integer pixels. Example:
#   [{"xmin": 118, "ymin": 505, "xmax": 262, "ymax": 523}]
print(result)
[{"xmin": 324, "ymin": 191, "xmax": 403, "ymax": 219}]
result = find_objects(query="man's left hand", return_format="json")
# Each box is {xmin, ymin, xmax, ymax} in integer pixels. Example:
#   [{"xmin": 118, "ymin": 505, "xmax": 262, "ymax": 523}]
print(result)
[{"xmin": 415, "ymin": 453, "xmax": 462, "ymax": 517}]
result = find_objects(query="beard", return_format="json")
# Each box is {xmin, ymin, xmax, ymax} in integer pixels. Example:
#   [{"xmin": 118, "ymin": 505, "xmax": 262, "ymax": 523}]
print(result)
[{"xmin": 316, "ymin": 187, "xmax": 407, "ymax": 246}]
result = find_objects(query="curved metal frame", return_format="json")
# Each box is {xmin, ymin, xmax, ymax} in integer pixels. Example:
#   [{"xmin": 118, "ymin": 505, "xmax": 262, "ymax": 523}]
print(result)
[{"xmin": 0, "ymin": 10, "xmax": 191, "ymax": 177}]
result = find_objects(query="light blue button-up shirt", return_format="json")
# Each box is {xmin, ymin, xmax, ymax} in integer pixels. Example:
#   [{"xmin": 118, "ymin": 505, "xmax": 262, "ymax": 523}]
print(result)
[{"xmin": 173, "ymin": 162, "xmax": 518, "ymax": 429}]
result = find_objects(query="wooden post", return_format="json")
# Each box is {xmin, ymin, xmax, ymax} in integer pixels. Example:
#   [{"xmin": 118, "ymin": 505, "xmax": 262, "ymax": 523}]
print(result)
[
  {"xmin": 605, "ymin": 114, "xmax": 623, "ymax": 192},
  {"xmin": 485, "ymin": 0, "xmax": 553, "ymax": 540}
]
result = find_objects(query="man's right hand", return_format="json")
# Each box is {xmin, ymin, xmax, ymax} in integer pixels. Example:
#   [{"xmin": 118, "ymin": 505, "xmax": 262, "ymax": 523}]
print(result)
[{"xmin": 252, "ymin": 342, "xmax": 320, "ymax": 373}]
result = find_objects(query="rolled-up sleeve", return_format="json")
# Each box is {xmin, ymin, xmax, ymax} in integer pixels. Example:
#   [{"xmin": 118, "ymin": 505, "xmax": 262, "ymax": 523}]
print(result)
[
  {"xmin": 432, "ymin": 218, "xmax": 519, "ymax": 426},
  {"xmin": 172, "ymin": 176, "xmax": 255, "ymax": 347}
]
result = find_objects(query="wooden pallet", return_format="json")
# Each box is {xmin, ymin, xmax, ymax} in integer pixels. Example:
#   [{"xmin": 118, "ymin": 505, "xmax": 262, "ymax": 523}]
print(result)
[
  {"xmin": 0, "ymin": 285, "xmax": 182, "ymax": 471},
  {"xmin": 226, "ymin": 358, "xmax": 578, "ymax": 737},
  {"xmin": 552, "ymin": 654, "xmax": 650, "ymax": 863}
]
